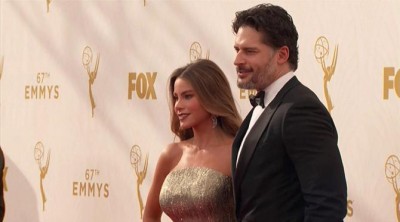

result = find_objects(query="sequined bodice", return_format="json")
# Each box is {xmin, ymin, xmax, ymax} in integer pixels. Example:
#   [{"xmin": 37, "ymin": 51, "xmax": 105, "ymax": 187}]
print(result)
[{"xmin": 159, "ymin": 167, "xmax": 236, "ymax": 222}]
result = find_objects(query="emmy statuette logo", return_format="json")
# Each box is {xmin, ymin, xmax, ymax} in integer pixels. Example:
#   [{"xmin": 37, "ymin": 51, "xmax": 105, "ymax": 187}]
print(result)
[
  {"xmin": 46, "ymin": 0, "xmax": 52, "ymax": 13},
  {"xmin": 130, "ymin": 145, "xmax": 148, "ymax": 219},
  {"xmin": 0, "ymin": 56, "xmax": 3, "ymax": 80},
  {"xmin": 385, "ymin": 155, "xmax": 400, "ymax": 222},
  {"xmin": 189, "ymin": 42, "xmax": 210, "ymax": 62},
  {"xmin": 34, "ymin": 141, "xmax": 51, "ymax": 211},
  {"xmin": 314, "ymin": 36, "xmax": 338, "ymax": 113},
  {"xmin": 82, "ymin": 46, "xmax": 100, "ymax": 117}
]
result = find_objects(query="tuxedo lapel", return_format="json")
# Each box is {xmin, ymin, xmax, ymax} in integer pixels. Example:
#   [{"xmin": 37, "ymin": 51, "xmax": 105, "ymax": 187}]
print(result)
[
  {"xmin": 234, "ymin": 105, "xmax": 275, "ymax": 187},
  {"xmin": 234, "ymin": 77, "xmax": 300, "ymax": 188},
  {"xmin": 232, "ymin": 108, "xmax": 253, "ymax": 173}
]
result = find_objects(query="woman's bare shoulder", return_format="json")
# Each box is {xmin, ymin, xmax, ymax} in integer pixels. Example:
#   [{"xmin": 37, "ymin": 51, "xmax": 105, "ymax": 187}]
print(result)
[{"xmin": 157, "ymin": 142, "xmax": 186, "ymax": 171}]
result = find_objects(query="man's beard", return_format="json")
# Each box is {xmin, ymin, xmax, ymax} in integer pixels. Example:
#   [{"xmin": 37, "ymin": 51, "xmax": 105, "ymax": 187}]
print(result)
[
  {"xmin": 237, "ymin": 69, "xmax": 268, "ymax": 90},
  {"xmin": 236, "ymin": 67, "xmax": 258, "ymax": 89},
  {"xmin": 237, "ymin": 77, "xmax": 256, "ymax": 89}
]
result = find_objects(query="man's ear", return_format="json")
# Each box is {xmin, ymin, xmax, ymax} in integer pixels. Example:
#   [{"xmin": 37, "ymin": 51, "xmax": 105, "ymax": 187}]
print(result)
[{"xmin": 277, "ymin": 46, "xmax": 289, "ymax": 65}]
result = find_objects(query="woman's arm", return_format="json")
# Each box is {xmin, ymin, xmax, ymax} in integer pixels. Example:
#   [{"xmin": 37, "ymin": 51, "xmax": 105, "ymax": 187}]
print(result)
[{"xmin": 143, "ymin": 143, "xmax": 181, "ymax": 222}]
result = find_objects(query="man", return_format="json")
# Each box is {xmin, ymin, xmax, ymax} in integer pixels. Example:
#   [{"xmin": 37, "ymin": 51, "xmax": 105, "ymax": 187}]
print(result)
[{"xmin": 231, "ymin": 4, "xmax": 347, "ymax": 222}]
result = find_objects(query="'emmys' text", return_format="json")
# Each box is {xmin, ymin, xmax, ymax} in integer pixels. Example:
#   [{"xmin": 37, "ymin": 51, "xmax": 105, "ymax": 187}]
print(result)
[
  {"xmin": 25, "ymin": 72, "xmax": 59, "ymax": 99},
  {"xmin": 72, "ymin": 169, "xmax": 109, "ymax": 198}
]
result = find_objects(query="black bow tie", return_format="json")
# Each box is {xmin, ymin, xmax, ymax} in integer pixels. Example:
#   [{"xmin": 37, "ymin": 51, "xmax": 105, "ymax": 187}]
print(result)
[{"xmin": 249, "ymin": 91, "xmax": 265, "ymax": 108}]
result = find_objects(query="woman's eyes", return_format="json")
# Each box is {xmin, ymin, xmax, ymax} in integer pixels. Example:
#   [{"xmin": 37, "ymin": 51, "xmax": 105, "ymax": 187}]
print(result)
[
  {"xmin": 173, "ymin": 94, "xmax": 193, "ymax": 101},
  {"xmin": 184, "ymin": 94, "xmax": 193, "ymax": 99}
]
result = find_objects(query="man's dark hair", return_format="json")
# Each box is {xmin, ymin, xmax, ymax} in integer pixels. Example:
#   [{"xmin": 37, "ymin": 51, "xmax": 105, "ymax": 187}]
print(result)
[{"xmin": 232, "ymin": 3, "xmax": 299, "ymax": 71}]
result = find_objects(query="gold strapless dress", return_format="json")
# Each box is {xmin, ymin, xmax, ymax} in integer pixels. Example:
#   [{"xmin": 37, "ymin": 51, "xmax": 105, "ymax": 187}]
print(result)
[{"xmin": 159, "ymin": 167, "xmax": 236, "ymax": 222}]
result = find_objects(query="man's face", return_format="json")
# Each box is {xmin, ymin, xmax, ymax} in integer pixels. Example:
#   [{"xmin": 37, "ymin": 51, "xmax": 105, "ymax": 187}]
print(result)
[{"xmin": 234, "ymin": 26, "xmax": 279, "ymax": 91}]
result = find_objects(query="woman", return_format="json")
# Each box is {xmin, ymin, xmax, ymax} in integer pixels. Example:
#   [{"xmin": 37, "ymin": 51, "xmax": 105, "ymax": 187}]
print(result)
[{"xmin": 143, "ymin": 59, "xmax": 242, "ymax": 222}]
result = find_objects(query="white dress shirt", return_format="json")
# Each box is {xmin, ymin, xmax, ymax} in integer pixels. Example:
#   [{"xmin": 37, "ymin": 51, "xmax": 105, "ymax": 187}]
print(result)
[{"xmin": 236, "ymin": 72, "xmax": 295, "ymax": 165}]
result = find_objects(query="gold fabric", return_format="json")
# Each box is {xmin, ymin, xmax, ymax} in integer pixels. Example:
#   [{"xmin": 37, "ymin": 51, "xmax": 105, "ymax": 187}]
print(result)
[{"xmin": 159, "ymin": 167, "xmax": 236, "ymax": 222}]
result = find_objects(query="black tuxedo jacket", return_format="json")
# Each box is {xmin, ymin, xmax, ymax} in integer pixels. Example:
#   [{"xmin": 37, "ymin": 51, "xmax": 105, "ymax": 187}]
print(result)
[
  {"xmin": 0, "ymin": 147, "xmax": 4, "ymax": 221},
  {"xmin": 232, "ymin": 77, "xmax": 347, "ymax": 222}
]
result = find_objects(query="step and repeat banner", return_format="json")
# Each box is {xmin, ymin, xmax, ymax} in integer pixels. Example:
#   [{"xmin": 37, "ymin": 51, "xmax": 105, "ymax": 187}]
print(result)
[{"xmin": 1, "ymin": 0, "xmax": 400, "ymax": 221}]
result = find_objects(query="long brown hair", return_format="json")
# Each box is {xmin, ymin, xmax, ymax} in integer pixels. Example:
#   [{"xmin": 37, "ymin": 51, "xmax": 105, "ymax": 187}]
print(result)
[{"xmin": 168, "ymin": 59, "xmax": 242, "ymax": 140}]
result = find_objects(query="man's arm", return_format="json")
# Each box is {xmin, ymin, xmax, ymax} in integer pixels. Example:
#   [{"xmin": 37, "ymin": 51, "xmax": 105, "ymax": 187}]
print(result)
[{"xmin": 284, "ymin": 100, "xmax": 347, "ymax": 222}]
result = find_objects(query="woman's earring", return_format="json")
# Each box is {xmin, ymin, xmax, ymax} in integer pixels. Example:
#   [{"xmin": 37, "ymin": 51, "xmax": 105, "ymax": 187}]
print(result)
[{"xmin": 212, "ymin": 116, "xmax": 218, "ymax": 128}]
